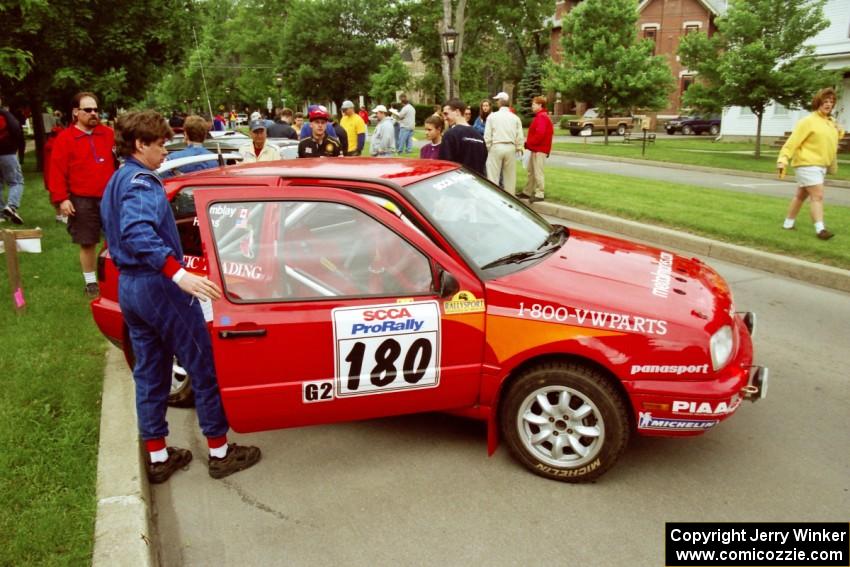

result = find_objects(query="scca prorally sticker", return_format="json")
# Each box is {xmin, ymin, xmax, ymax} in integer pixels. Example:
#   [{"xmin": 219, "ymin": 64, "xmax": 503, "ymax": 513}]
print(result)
[
  {"xmin": 302, "ymin": 380, "xmax": 334, "ymax": 404},
  {"xmin": 638, "ymin": 412, "xmax": 718, "ymax": 431},
  {"xmin": 332, "ymin": 301, "xmax": 441, "ymax": 397}
]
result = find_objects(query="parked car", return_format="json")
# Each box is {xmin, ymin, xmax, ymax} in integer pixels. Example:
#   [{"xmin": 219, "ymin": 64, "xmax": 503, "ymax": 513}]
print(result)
[
  {"xmin": 165, "ymin": 130, "xmax": 298, "ymax": 160},
  {"xmin": 235, "ymin": 113, "xmax": 248, "ymax": 125},
  {"xmin": 91, "ymin": 159, "xmax": 766, "ymax": 483},
  {"xmin": 665, "ymin": 115, "xmax": 721, "ymax": 136},
  {"xmin": 568, "ymin": 108, "xmax": 635, "ymax": 136}
]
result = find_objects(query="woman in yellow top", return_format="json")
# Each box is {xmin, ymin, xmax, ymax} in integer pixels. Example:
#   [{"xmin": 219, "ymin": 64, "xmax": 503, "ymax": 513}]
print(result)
[{"xmin": 777, "ymin": 87, "xmax": 843, "ymax": 240}]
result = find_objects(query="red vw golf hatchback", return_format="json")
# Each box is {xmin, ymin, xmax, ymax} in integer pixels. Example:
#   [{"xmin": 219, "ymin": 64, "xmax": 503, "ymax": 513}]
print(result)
[{"xmin": 92, "ymin": 158, "xmax": 767, "ymax": 482}]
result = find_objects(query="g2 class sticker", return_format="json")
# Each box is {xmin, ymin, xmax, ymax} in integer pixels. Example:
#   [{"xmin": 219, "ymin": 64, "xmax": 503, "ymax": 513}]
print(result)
[
  {"xmin": 332, "ymin": 301, "xmax": 441, "ymax": 397},
  {"xmin": 302, "ymin": 380, "xmax": 334, "ymax": 403},
  {"xmin": 638, "ymin": 412, "xmax": 718, "ymax": 431},
  {"xmin": 443, "ymin": 290, "xmax": 485, "ymax": 315}
]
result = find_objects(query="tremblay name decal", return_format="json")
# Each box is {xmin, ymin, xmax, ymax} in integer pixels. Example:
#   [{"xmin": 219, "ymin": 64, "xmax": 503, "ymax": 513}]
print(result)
[
  {"xmin": 638, "ymin": 412, "xmax": 718, "ymax": 431},
  {"xmin": 652, "ymin": 251, "xmax": 674, "ymax": 299}
]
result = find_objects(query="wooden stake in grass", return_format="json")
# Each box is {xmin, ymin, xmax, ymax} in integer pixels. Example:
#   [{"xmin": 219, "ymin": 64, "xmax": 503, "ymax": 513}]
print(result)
[{"xmin": 1, "ymin": 228, "xmax": 43, "ymax": 314}]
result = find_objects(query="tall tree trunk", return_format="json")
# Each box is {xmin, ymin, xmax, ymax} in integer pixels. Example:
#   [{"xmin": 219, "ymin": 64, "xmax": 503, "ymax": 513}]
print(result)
[
  {"xmin": 26, "ymin": 81, "xmax": 45, "ymax": 172},
  {"xmin": 754, "ymin": 109, "xmax": 763, "ymax": 159}
]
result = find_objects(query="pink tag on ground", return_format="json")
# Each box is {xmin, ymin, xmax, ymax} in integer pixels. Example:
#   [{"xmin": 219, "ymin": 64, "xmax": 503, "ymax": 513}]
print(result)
[{"xmin": 13, "ymin": 288, "xmax": 25, "ymax": 308}]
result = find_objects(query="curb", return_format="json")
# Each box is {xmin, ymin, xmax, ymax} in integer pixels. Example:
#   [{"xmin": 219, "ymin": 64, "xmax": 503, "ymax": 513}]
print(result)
[
  {"xmin": 92, "ymin": 346, "xmax": 156, "ymax": 567},
  {"xmin": 550, "ymin": 150, "xmax": 850, "ymax": 189},
  {"xmin": 533, "ymin": 201, "xmax": 850, "ymax": 294}
]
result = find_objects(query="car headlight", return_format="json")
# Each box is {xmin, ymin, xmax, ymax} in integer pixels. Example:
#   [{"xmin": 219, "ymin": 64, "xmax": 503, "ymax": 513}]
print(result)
[{"xmin": 709, "ymin": 325, "xmax": 733, "ymax": 371}]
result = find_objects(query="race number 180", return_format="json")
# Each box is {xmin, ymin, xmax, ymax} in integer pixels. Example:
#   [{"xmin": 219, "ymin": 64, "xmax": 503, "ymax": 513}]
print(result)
[{"xmin": 332, "ymin": 301, "xmax": 441, "ymax": 397}]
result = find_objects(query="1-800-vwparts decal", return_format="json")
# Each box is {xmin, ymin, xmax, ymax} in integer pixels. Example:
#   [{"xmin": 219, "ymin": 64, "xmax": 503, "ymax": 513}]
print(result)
[{"xmin": 517, "ymin": 302, "xmax": 668, "ymax": 335}]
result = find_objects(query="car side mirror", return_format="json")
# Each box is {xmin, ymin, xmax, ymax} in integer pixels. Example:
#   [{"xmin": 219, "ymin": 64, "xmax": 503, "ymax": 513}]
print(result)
[{"xmin": 438, "ymin": 269, "xmax": 459, "ymax": 298}]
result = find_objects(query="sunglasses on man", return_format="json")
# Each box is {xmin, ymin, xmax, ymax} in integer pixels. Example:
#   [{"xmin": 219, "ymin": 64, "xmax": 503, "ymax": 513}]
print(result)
[{"xmin": 78, "ymin": 107, "xmax": 99, "ymax": 114}]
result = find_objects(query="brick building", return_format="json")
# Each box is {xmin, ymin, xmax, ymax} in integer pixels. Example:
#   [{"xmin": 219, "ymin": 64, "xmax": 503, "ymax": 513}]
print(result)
[{"xmin": 550, "ymin": 0, "xmax": 725, "ymax": 118}]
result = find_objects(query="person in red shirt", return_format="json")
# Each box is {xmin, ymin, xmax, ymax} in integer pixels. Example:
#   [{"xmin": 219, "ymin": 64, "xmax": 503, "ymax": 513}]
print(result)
[
  {"xmin": 48, "ymin": 92, "xmax": 116, "ymax": 297},
  {"xmin": 358, "ymin": 105, "xmax": 370, "ymax": 130},
  {"xmin": 520, "ymin": 96, "xmax": 554, "ymax": 203}
]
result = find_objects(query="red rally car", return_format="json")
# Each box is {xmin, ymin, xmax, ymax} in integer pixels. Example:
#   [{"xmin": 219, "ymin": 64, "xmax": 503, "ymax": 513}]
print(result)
[{"xmin": 91, "ymin": 158, "xmax": 767, "ymax": 482}]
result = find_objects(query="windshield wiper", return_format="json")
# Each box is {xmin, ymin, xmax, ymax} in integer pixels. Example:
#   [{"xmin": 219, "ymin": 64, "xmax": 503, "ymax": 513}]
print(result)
[
  {"xmin": 480, "ymin": 250, "xmax": 539, "ymax": 269},
  {"xmin": 481, "ymin": 227, "xmax": 568, "ymax": 270}
]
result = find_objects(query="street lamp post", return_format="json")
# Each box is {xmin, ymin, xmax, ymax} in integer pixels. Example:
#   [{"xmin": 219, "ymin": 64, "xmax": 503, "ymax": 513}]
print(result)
[
  {"xmin": 225, "ymin": 87, "xmax": 232, "ymax": 127},
  {"xmin": 441, "ymin": 27, "xmax": 459, "ymax": 101},
  {"xmin": 275, "ymin": 74, "xmax": 284, "ymax": 110}
]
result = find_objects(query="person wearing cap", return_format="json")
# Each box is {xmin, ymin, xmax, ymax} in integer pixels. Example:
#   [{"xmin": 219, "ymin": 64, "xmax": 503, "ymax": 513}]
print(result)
[
  {"xmin": 395, "ymin": 94, "xmax": 416, "ymax": 154},
  {"xmin": 238, "ymin": 120, "xmax": 281, "ymax": 163},
  {"xmin": 439, "ymin": 98, "xmax": 487, "ymax": 175},
  {"xmin": 298, "ymin": 106, "xmax": 341, "ymax": 158},
  {"xmin": 484, "ymin": 91, "xmax": 524, "ymax": 196},
  {"xmin": 370, "ymin": 105, "xmax": 396, "ymax": 157},
  {"xmin": 339, "ymin": 100, "xmax": 366, "ymax": 156},
  {"xmin": 299, "ymin": 105, "xmax": 338, "ymax": 140}
]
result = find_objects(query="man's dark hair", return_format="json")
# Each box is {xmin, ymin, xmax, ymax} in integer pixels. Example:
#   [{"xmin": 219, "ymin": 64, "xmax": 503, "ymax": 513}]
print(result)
[
  {"xmin": 281, "ymin": 108, "xmax": 293, "ymax": 119},
  {"xmin": 294, "ymin": 111, "xmax": 304, "ymax": 119},
  {"xmin": 444, "ymin": 98, "xmax": 466, "ymax": 113},
  {"xmin": 183, "ymin": 115, "xmax": 209, "ymax": 143},
  {"xmin": 72, "ymin": 91, "xmax": 98, "ymax": 109},
  {"xmin": 115, "ymin": 110, "xmax": 173, "ymax": 157}
]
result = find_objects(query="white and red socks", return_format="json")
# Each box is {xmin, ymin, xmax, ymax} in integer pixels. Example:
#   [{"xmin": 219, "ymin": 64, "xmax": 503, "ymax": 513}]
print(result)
[
  {"xmin": 815, "ymin": 221, "xmax": 825, "ymax": 234},
  {"xmin": 208, "ymin": 435, "xmax": 228, "ymax": 459},
  {"xmin": 146, "ymin": 438, "xmax": 168, "ymax": 464},
  {"xmin": 83, "ymin": 271, "xmax": 97, "ymax": 285}
]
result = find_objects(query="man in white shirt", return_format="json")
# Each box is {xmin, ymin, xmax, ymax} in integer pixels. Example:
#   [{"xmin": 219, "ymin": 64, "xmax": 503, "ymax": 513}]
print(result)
[
  {"xmin": 370, "ymin": 105, "xmax": 396, "ymax": 157},
  {"xmin": 395, "ymin": 94, "xmax": 416, "ymax": 154},
  {"xmin": 484, "ymin": 92, "xmax": 524, "ymax": 195},
  {"xmin": 238, "ymin": 120, "xmax": 280, "ymax": 163}
]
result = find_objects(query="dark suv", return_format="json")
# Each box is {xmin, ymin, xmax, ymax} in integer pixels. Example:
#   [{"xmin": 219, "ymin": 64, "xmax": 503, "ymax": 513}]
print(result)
[{"xmin": 665, "ymin": 115, "xmax": 721, "ymax": 136}]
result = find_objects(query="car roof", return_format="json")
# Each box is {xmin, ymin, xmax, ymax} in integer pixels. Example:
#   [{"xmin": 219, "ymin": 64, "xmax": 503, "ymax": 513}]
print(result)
[{"xmin": 178, "ymin": 157, "xmax": 460, "ymax": 187}]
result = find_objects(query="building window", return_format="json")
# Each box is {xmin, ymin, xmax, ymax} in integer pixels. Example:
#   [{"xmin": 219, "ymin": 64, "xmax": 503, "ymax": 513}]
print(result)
[
  {"xmin": 680, "ymin": 75, "xmax": 695, "ymax": 99},
  {"xmin": 643, "ymin": 27, "xmax": 659, "ymax": 54},
  {"xmin": 684, "ymin": 24, "xmax": 700, "ymax": 34}
]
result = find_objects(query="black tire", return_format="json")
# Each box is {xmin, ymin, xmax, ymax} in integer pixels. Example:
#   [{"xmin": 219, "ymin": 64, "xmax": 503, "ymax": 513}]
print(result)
[
  {"xmin": 569, "ymin": 129, "xmax": 580, "ymax": 136},
  {"xmin": 581, "ymin": 125, "xmax": 593, "ymax": 135},
  {"xmin": 666, "ymin": 128, "xmax": 675, "ymax": 135},
  {"xmin": 616, "ymin": 124, "xmax": 627, "ymax": 136},
  {"xmin": 168, "ymin": 360, "xmax": 196, "ymax": 408},
  {"xmin": 500, "ymin": 361, "xmax": 630, "ymax": 482},
  {"xmin": 709, "ymin": 124, "xmax": 720, "ymax": 136},
  {"xmin": 682, "ymin": 125, "xmax": 694, "ymax": 136}
]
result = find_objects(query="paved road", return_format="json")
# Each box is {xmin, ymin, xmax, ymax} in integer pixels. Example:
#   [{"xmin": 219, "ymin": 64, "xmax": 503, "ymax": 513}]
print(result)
[
  {"xmin": 151, "ymin": 220, "xmax": 849, "ymax": 567},
  {"xmin": 547, "ymin": 153, "xmax": 850, "ymax": 206}
]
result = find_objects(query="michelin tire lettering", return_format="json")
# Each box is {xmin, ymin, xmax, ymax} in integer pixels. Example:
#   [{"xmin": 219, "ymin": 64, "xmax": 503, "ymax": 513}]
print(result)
[{"xmin": 518, "ymin": 302, "xmax": 668, "ymax": 335}]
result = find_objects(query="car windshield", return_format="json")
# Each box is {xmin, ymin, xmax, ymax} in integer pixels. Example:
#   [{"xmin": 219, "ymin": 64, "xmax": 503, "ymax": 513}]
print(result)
[
  {"xmin": 583, "ymin": 109, "xmax": 599, "ymax": 119},
  {"xmin": 406, "ymin": 170, "xmax": 556, "ymax": 273}
]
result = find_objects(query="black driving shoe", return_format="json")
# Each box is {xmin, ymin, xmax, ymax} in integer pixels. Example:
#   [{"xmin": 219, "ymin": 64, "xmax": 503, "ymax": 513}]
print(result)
[
  {"xmin": 209, "ymin": 443, "xmax": 262, "ymax": 479},
  {"xmin": 147, "ymin": 447, "xmax": 193, "ymax": 484}
]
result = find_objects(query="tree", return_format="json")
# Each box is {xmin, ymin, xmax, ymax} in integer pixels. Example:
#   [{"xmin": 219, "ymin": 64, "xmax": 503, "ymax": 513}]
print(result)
[
  {"xmin": 679, "ymin": 0, "xmax": 833, "ymax": 157},
  {"xmin": 546, "ymin": 0, "xmax": 673, "ymax": 144},
  {"xmin": 0, "ymin": 0, "xmax": 190, "ymax": 169},
  {"xmin": 369, "ymin": 52, "xmax": 411, "ymax": 104},
  {"xmin": 280, "ymin": 0, "xmax": 404, "ymax": 110},
  {"xmin": 516, "ymin": 54, "xmax": 545, "ymax": 121}
]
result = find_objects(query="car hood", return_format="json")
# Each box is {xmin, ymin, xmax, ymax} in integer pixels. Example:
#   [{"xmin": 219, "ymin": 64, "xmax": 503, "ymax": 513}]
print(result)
[{"xmin": 488, "ymin": 227, "xmax": 732, "ymax": 332}]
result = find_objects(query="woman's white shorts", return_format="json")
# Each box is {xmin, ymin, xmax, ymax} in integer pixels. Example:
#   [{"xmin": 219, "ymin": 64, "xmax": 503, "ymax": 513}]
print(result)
[{"xmin": 795, "ymin": 165, "xmax": 827, "ymax": 187}]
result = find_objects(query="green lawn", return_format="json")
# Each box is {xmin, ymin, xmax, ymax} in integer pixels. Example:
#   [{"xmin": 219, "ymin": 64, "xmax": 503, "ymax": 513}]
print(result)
[
  {"xmin": 516, "ymin": 165, "xmax": 850, "ymax": 270},
  {"xmin": 551, "ymin": 137, "xmax": 850, "ymax": 182},
  {"xmin": 0, "ymin": 155, "xmax": 104, "ymax": 566}
]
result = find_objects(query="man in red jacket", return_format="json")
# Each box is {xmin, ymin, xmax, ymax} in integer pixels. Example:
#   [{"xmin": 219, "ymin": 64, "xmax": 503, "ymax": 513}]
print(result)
[
  {"xmin": 48, "ymin": 92, "xmax": 116, "ymax": 297},
  {"xmin": 520, "ymin": 96, "xmax": 554, "ymax": 203}
]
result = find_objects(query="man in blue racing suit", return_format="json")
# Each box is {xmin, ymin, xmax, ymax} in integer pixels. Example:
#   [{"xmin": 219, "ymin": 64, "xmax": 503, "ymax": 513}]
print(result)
[{"xmin": 101, "ymin": 110, "xmax": 261, "ymax": 483}]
